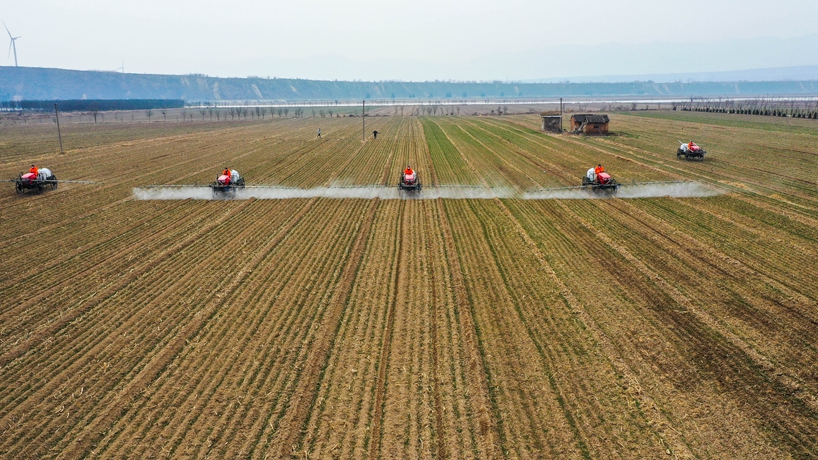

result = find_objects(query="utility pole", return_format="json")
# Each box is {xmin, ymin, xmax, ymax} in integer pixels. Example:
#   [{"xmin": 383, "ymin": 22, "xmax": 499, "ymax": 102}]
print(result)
[
  {"xmin": 54, "ymin": 103, "xmax": 64, "ymax": 154},
  {"xmin": 559, "ymin": 97, "xmax": 563, "ymax": 132},
  {"xmin": 362, "ymin": 100, "xmax": 365, "ymax": 141}
]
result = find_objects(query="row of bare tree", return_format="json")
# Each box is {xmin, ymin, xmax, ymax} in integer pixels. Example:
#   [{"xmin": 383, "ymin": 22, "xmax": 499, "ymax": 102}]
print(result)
[
  {"xmin": 672, "ymin": 99, "xmax": 818, "ymax": 119},
  {"xmin": 145, "ymin": 106, "xmax": 344, "ymax": 122}
]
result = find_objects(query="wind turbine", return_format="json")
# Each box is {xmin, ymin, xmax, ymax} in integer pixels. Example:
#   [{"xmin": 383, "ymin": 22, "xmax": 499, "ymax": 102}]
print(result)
[{"xmin": 3, "ymin": 21, "xmax": 20, "ymax": 67}]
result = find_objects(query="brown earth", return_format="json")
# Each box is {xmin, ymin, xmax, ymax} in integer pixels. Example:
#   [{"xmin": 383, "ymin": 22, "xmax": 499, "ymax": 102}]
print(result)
[{"xmin": 1, "ymin": 111, "xmax": 817, "ymax": 459}]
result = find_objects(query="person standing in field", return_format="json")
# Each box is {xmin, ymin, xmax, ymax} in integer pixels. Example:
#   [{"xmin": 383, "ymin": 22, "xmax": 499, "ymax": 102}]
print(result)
[
  {"xmin": 317, "ymin": 128, "xmax": 321, "ymax": 138},
  {"xmin": 373, "ymin": 130, "xmax": 379, "ymax": 139}
]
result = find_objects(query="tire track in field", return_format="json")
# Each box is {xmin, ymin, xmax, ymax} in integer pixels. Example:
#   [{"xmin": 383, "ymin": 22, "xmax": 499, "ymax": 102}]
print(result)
[
  {"xmin": 420, "ymin": 118, "xmax": 481, "ymax": 186},
  {"xmin": 669, "ymin": 195, "xmax": 818, "ymax": 258},
  {"xmin": 458, "ymin": 117, "xmax": 585, "ymax": 188},
  {"xmin": 378, "ymin": 119, "xmax": 401, "ymax": 185},
  {"xmin": 459, "ymin": 118, "xmax": 564, "ymax": 187},
  {"xmin": 598, "ymin": 198, "xmax": 818, "ymax": 407},
  {"xmin": 366, "ymin": 199, "xmax": 404, "ymax": 459},
  {"xmin": 609, "ymin": 198, "xmax": 818, "ymax": 312},
  {"xmin": 463, "ymin": 199, "xmax": 600, "ymax": 458},
  {"xmin": 554, "ymin": 199, "xmax": 818, "ymax": 458},
  {"xmin": 433, "ymin": 119, "xmax": 515, "ymax": 189},
  {"xmin": 264, "ymin": 198, "xmax": 379, "ymax": 458}
]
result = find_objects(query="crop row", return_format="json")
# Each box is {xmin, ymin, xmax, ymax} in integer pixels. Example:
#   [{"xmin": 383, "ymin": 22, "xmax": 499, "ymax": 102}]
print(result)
[
  {"xmin": 505, "ymin": 197, "xmax": 801, "ymax": 458},
  {"xmin": 1, "ymin": 198, "xmax": 269, "ymax": 455},
  {"xmin": 2, "ymin": 113, "xmax": 817, "ymax": 458}
]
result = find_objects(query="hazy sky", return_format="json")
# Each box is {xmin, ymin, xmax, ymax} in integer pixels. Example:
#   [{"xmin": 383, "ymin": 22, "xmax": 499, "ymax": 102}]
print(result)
[{"xmin": 2, "ymin": 0, "xmax": 818, "ymax": 80}]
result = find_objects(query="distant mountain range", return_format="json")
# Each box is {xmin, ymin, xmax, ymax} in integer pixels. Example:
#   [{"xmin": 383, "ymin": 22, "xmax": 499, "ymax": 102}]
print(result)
[{"xmin": 1, "ymin": 66, "xmax": 817, "ymax": 103}]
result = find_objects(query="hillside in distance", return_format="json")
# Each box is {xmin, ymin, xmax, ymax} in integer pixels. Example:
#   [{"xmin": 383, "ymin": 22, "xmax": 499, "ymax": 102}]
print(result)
[{"xmin": 2, "ymin": 66, "xmax": 818, "ymax": 102}]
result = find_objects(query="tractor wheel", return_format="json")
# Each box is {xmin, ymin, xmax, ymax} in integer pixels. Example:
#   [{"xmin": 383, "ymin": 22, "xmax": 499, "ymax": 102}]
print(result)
[
  {"xmin": 16, "ymin": 182, "xmax": 22, "ymax": 194},
  {"xmin": 582, "ymin": 177, "xmax": 589, "ymax": 186}
]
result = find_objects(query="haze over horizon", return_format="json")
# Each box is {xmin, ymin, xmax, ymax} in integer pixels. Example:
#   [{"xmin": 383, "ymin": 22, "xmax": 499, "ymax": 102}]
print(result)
[{"xmin": 2, "ymin": 0, "xmax": 818, "ymax": 82}]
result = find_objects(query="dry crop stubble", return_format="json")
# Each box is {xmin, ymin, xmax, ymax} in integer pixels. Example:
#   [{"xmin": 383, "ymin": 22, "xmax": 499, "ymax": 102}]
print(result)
[
  {"xmin": 510, "ymin": 198, "xmax": 786, "ymax": 458},
  {"xmin": 556, "ymin": 198, "xmax": 817, "ymax": 457},
  {"xmin": 1, "ymin": 112, "xmax": 818, "ymax": 458},
  {"xmin": 443, "ymin": 198, "xmax": 587, "ymax": 458},
  {"xmin": 298, "ymin": 199, "xmax": 400, "ymax": 459},
  {"xmin": 2, "ymin": 199, "xmax": 258, "ymax": 456},
  {"xmin": 93, "ymin": 199, "xmax": 323, "ymax": 457},
  {"xmin": 606, "ymin": 198, "xmax": 818, "ymax": 400}
]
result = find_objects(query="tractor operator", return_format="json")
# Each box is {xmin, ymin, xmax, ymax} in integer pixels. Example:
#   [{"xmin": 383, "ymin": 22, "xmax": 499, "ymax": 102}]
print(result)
[
  {"xmin": 222, "ymin": 167, "xmax": 231, "ymax": 184},
  {"xmin": 30, "ymin": 164, "xmax": 38, "ymax": 178},
  {"xmin": 404, "ymin": 165, "xmax": 413, "ymax": 176},
  {"xmin": 687, "ymin": 141, "xmax": 694, "ymax": 150},
  {"xmin": 594, "ymin": 164, "xmax": 605, "ymax": 175}
]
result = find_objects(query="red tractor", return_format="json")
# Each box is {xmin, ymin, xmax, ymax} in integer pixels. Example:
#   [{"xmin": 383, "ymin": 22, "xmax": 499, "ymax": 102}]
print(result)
[
  {"xmin": 15, "ymin": 168, "xmax": 57, "ymax": 194},
  {"xmin": 677, "ymin": 141, "xmax": 706, "ymax": 161},
  {"xmin": 398, "ymin": 167, "xmax": 421, "ymax": 192},
  {"xmin": 210, "ymin": 169, "xmax": 245, "ymax": 197},
  {"xmin": 582, "ymin": 167, "xmax": 620, "ymax": 193}
]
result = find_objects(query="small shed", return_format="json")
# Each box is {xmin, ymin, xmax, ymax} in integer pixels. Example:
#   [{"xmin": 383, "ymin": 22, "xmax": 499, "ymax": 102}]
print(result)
[
  {"xmin": 570, "ymin": 114, "xmax": 610, "ymax": 135},
  {"xmin": 540, "ymin": 113, "xmax": 562, "ymax": 133}
]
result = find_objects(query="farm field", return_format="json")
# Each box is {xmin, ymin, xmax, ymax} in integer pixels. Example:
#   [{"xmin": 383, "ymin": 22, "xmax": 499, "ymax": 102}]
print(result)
[{"xmin": 1, "ymin": 111, "xmax": 817, "ymax": 459}]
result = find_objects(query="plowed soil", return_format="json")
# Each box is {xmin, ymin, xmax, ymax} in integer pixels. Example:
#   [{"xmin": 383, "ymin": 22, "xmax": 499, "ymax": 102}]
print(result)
[{"xmin": 1, "ymin": 112, "xmax": 817, "ymax": 459}]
